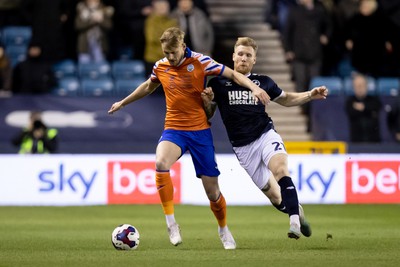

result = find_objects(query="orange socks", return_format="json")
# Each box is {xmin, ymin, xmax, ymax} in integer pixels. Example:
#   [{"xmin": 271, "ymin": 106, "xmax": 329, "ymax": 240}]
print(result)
[
  {"xmin": 210, "ymin": 194, "xmax": 227, "ymax": 227},
  {"xmin": 156, "ymin": 171, "xmax": 174, "ymax": 215}
]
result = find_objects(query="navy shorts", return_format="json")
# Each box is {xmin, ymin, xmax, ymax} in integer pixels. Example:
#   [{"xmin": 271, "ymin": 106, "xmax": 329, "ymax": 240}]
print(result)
[{"xmin": 159, "ymin": 128, "xmax": 220, "ymax": 178}]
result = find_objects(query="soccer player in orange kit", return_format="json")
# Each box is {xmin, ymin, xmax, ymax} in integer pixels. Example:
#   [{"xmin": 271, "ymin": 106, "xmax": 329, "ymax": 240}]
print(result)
[{"xmin": 108, "ymin": 27, "xmax": 270, "ymax": 249}]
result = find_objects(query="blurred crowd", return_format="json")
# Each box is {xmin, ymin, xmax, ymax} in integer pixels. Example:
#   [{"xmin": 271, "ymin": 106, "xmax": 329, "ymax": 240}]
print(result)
[
  {"xmin": 266, "ymin": 0, "xmax": 400, "ymax": 80},
  {"xmin": 2, "ymin": 0, "xmax": 400, "ymax": 151},
  {"xmin": 0, "ymin": 0, "xmax": 212, "ymax": 95}
]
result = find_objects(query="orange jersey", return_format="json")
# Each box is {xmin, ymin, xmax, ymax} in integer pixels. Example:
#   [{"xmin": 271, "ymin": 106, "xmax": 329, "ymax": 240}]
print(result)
[{"xmin": 151, "ymin": 49, "xmax": 225, "ymax": 130}]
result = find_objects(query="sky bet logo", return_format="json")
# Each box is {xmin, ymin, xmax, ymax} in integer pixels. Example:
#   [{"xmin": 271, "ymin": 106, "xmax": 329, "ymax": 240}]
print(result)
[
  {"xmin": 107, "ymin": 161, "xmax": 181, "ymax": 204},
  {"xmin": 228, "ymin": 91, "xmax": 257, "ymax": 105},
  {"xmin": 38, "ymin": 163, "xmax": 97, "ymax": 199},
  {"xmin": 346, "ymin": 160, "xmax": 400, "ymax": 203},
  {"xmin": 291, "ymin": 163, "xmax": 335, "ymax": 200}
]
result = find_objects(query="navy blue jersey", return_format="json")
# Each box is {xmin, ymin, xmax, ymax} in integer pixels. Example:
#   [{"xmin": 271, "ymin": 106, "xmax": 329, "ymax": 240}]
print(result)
[{"xmin": 207, "ymin": 73, "xmax": 283, "ymax": 147}]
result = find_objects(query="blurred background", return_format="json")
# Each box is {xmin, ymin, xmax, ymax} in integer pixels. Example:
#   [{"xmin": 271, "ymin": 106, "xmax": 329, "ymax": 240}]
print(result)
[{"xmin": 0, "ymin": 0, "xmax": 399, "ymax": 155}]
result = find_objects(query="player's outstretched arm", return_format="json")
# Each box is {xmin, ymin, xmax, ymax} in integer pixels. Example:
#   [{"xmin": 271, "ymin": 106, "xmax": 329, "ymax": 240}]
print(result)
[
  {"xmin": 108, "ymin": 78, "xmax": 160, "ymax": 114},
  {"xmin": 275, "ymin": 86, "xmax": 328, "ymax": 107}
]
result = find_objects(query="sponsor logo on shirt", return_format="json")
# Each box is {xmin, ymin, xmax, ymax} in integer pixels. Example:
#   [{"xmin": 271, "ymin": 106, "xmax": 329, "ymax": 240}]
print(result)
[{"xmin": 228, "ymin": 90, "xmax": 257, "ymax": 105}]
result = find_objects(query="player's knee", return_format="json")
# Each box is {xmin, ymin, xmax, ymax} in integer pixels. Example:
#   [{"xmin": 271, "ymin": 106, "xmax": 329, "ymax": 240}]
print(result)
[
  {"xmin": 203, "ymin": 184, "xmax": 220, "ymax": 201},
  {"xmin": 271, "ymin": 164, "xmax": 289, "ymax": 180},
  {"xmin": 155, "ymin": 159, "xmax": 171, "ymax": 171}
]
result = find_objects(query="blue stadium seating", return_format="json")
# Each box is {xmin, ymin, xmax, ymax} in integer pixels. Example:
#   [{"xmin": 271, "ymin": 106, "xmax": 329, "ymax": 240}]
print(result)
[
  {"xmin": 112, "ymin": 60, "xmax": 146, "ymax": 80},
  {"xmin": 81, "ymin": 78, "xmax": 114, "ymax": 96},
  {"xmin": 5, "ymin": 45, "xmax": 28, "ymax": 67},
  {"xmin": 1, "ymin": 26, "xmax": 32, "ymax": 46},
  {"xmin": 343, "ymin": 76, "xmax": 376, "ymax": 95},
  {"xmin": 52, "ymin": 77, "xmax": 80, "ymax": 96},
  {"xmin": 309, "ymin": 76, "xmax": 343, "ymax": 95},
  {"xmin": 376, "ymin": 78, "xmax": 399, "ymax": 96},
  {"xmin": 115, "ymin": 78, "xmax": 145, "ymax": 96},
  {"xmin": 53, "ymin": 59, "xmax": 77, "ymax": 79},
  {"xmin": 78, "ymin": 61, "xmax": 111, "ymax": 79}
]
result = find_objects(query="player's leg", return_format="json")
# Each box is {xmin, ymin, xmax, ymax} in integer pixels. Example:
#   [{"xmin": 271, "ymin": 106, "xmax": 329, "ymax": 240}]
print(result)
[
  {"xmin": 262, "ymin": 174, "xmax": 287, "ymax": 214},
  {"xmin": 155, "ymin": 137, "xmax": 184, "ymax": 246},
  {"xmin": 268, "ymin": 153, "xmax": 303, "ymax": 239},
  {"xmin": 268, "ymin": 154, "xmax": 311, "ymax": 239},
  {"xmin": 201, "ymin": 175, "xmax": 236, "ymax": 250},
  {"xmin": 232, "ymin": 137, "xmax": 287, "ymax": 213},
  {"xmin": 189, "ymin": 129, "xmax": 236, "ymax": 249}
]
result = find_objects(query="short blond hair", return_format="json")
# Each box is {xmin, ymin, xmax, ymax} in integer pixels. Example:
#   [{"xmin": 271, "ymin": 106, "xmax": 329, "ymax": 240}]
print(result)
[
  {"xmin": 234, "ymin": 37, "xmax": 258, "ymax": 54},
  {"xmin": 160, "ymin": 27, "xmax": 185, "ymax": 48}
]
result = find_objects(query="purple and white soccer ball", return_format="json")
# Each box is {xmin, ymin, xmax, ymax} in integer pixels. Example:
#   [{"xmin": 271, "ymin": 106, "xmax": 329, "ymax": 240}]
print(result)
[{"xmin": 111, "ymin": 224, "xmax": 140, "ymax": 250}]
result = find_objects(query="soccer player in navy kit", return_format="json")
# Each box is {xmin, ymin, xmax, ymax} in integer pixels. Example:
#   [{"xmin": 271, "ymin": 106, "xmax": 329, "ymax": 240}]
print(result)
[{"xmin": 202, "ymin": 37, "xmax": 328, "ymax": 239}]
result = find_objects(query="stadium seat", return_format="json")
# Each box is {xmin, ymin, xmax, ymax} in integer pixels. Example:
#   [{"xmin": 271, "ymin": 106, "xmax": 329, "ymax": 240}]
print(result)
[
  {"xmin": 78, "ymin": 61, "xmax": 111, "ymax": 79},
  {"xmin": 81, "ymin": 78, "xmax": 114, "ymax": 96},
  {"xmin": 1, "ymin": 26, "xmax": 32, "ymax": 46},
  {"xmin": 112, "ymin": 60, "xmax": 146, "ymax": 80},
  {"xmin": 309, "ymin": 76, "xmax": 343, "ymax": 95},
  {"xmin": 52, "ymin": 77, "xmax": 80, "ymax": 96},
  {"xmin": 52, "ymin": 59, "xmax": 77, "ymax": 79},
  {"xmin": 376, "ymin": 77, "xmax": 399, "ymax": 96},
  {"xmin": 343, "ymin": 76, "xmax": 376, "ymax": 95},
  {"xmin": 5, "ymin": 45, "xmax": 28, "ymax": 67},
  {"xmin": 115, "ymin": 78, "xmax": 146, "ymax": 96}
]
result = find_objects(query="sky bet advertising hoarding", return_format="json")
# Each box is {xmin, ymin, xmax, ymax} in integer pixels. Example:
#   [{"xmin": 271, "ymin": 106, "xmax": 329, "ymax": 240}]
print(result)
[{"xmin": 0, "ymin": 154, "xmax": 399, "ymax": 206}]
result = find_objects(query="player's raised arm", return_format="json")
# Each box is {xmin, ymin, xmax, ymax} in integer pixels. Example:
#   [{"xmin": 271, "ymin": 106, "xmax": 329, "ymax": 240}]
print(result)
[
  {"xmin": 275, "ymin": 86, "xmax": 328, "ymax": 107},
  {"xmin": 108, "ymin": 78, "xmax": 160, "ymax": 114},
  {"xmin": 221, "ymin": 67, "xmax": 271, "ymax": 106}
]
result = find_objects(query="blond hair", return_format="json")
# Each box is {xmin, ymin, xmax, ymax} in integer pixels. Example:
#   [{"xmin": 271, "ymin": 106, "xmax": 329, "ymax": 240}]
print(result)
[
  {"xmin": 160, "ymin": 27, "xmax": 185, "ymax": 48},
  {"xmin": 234, "ymin": 37, "xmax": 258, "ymax": 54}
]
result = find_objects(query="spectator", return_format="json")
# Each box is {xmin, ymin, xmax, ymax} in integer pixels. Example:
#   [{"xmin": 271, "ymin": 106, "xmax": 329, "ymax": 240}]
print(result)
[
  {"xmin": 144, "ymin": 0, "xmax": 178, "ymax": 77},
  {"xmin": 345, "ymin": 73, "xmax": 382, "ymax": 143},
  {"xmin": 21, "ymin": 0, "xmax": 69, "ymax": 62},
  {"xmin": 328, "ymin": 0, "xmax": 359, "ymax": 76},
  {"xmin": 110, "ymin": 0, "xmax": 152, "ymax": 60},
  {"xmin": 265, "ymin": 0, "xmax": 297, "ymax": 33},
  {"xmin": 171, "ymin": 0, "xmax": 214, "ymax": 56},
  {"xmin": 379, "ymin": 0, "xmax": 400, "ymax": 76},
  {"xmin": 0, "ymin": 45, "xmax": 13, "ymax": 96},
  {"xmin": 11, "ymin": 111, "xmax": 58, "ymax": 154},
  {"xmin": 283, "ymin": 0, "xmax": 331, "ymax": 95},
  {"xmin": 12, "ymin": 45, "xmax": 56, "ymax": 94},
  {"xmin": 283, "ymin": 0, "xmax": 331, "ymax": 130},
  {"xmin": 75, "ymin": 0, "xmax": 114, "ymax": 63},
  {"xmin": 168, "ymin": 0, "xmax": 209, "ymax": 17},
  {"xmin": 344, "ymin": 0, "xmax": 392, "ymax": 77}
]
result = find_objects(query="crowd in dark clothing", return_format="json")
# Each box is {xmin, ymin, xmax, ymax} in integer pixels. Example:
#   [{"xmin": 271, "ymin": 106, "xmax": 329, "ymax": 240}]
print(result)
[
  {"xmin": 267, "ymin": 0, "xmax": 400, "ymax": 80},
  {"xmin": 0, "ymin": 0, "xmax": 211, "ymax": 95}
]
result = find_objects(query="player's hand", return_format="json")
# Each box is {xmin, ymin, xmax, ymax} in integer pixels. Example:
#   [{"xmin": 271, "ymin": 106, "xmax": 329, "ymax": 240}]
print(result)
[
  {"xmin": 310, "ymin": 86, "xmax": 328, "ymax": 100},
  {"xmin": 108, "ymin": 101, "xmax": 124, "ymax": 114},
  {"xmin": 201, "ymin": 87, "xmax": 214, "ymax": 103},
  {"xmin": 252, "ymin": 87, "xmax": 271, "ymax": 106}
]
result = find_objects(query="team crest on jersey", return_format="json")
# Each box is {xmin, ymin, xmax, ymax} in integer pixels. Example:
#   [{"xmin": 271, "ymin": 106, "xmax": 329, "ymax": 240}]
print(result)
[
  {"xmin": 225, "ymin": 81, "xmax": 232, "ymax": 86},
  {"xmin": 187, "ymin": 64, "xmax": 194, "ymax": 72},
  {"xmin": 252, "ymin": 79, "xmax": 260, "ymax": 86}
]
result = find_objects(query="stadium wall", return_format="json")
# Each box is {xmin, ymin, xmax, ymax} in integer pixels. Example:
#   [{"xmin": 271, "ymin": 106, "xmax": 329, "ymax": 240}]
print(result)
[{"xmin": 1, "ymin": 154, "xmax": 399, "ymax": 206}]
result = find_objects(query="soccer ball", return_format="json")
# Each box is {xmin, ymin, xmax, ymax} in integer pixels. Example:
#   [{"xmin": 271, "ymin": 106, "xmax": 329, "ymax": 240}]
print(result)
[{"xmin": 111, "ymin": 224, "xmax": 140, "ymax": 250}]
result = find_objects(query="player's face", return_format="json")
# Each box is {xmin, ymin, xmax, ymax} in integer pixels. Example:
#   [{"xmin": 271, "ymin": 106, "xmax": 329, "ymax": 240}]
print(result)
[
  {"xmin": 233, "ymin": 45, "xmax": 256, "ymax": 75},
  {"xmin": 162, "ymin": 42, "xmax": 186, "ymax": 66}
]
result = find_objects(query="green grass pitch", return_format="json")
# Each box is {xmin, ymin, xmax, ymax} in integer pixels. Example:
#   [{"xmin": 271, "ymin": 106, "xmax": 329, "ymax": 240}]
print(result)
[{"xmin": 1, "ymin": 204, "xmax": 399, "ymax": 267}]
